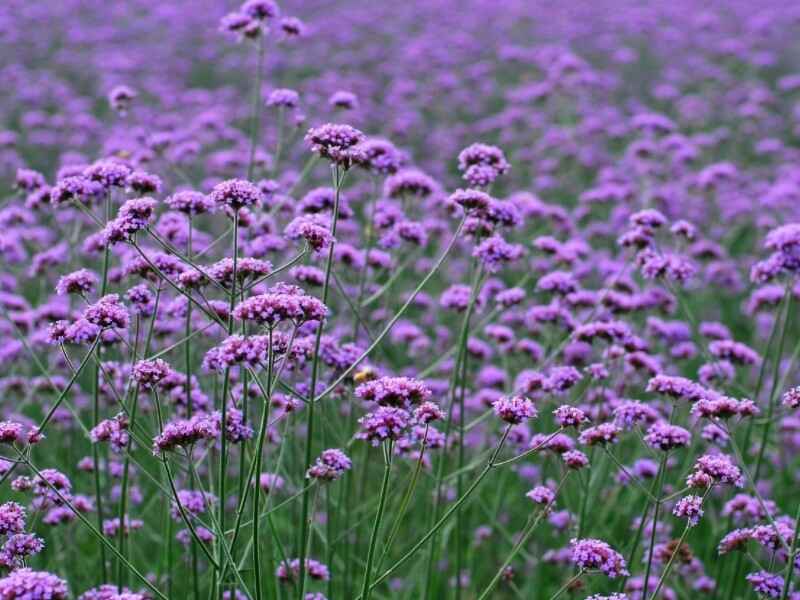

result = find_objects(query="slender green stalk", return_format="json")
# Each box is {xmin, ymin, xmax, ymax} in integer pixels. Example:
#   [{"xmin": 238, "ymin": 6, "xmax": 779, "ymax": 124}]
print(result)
[
  {"xmin": 548, "ymin": 570, "xmax": 585, "ymax": 600},
  {"xmin": 18, "ymin": 452, "xmax": 168, "ymax": 600},
  {"xmin": 376, "ymin": 425, "xmax": 429, "ymax": 571},
  {"xmin": 311, "ymin": 215, "xmax": 467, "ymax": 405},
  {"xmin": 754, "ymin": 290, "xmax": 793, "ymax": 482},
  {"xmin": 642, "ymin": 452, "xmax": 669, "ymax": 595},
  {"xmin": 92, "ymin": 194, "xmax": 113, "ymax": 583},
  {"xmin": 217, "ymin": 211, "xmax": 240, "ymax": 596},
  {"xmin": 298, "ymin": 164, "xmax": 344, "ymax": 599},
  {"xmin": 360, "ymin": 441, "xmax": 394, "ymax": 600},
  {"xmin": 648, "ymin": 489, "xmax": 711, "ymax": 600},
  {"xmin": 477, "ymin": 472, "xmax": 569, "ymax": 600},
  {"xmin": 252, "ymin": 329, "xmax": 274, "ymax": 600},
  {"xmin": 247, "ymin": 33, "xmax": 266, "ymax": 180},
  {"xmin": 357, "ymin": 426, "xmax": 511, "ymax": 597},
  {"xmin": 780, "ymin": 497, "xmax": 800, "ymax": 599}
]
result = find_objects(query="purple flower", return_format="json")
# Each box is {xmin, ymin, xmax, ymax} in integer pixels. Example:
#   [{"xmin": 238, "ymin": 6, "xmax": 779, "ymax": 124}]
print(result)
[
  {"xmin": 90, "ymin": 414, "xmax": 130, "ymax": 453},
  {"xmin": 357, "ymin": 407, "xmax": 410, "ymax": 445},
  {"xmin": 783, "ymin": 386, "xmax": 800, "ymax": 409},
  {"xmin": 457, "ymin": 143, "xmax": 510, "ymax": 185},
  {"xmin": 304, "ymin": 123, "xmax": 365, "ymax": 168},
  {"xmin": 0, "ymin": 502, "xmax": 26, "ymax": 535},
  {"xmin": 355, "ymin": 376, "xmax": 432, "ymax": 408},
  {"xmin": 83, "ymin": 294, "xmax": 129, "ymax": 329},
  {"xmin": 492, "ymin": 396, "xmax": 537, "ymax": 424},
  {"xmin": 526, "ymin": 486, "xmax": 556, "ymax": 506},
  {"xmin": 472, "ymin": 235, "xmax": 523, "ymax": 273},
  {"xmin": 210, "ymin": 179, "xmax": 263, "ymax": 210},
  {"xmin": 166, "ymin": 191, "xmax": 215, "ymax": 215},
  {"xmin": 55, "ymin": 269, "xmax": 98, "ymax": 296},
  {"xmin": 132, "ymin": 359, "xmax": 171, "ymax": 389},
  {"xmin": 673, "ymin": 495, "xmax": 704, "ymax": 526},
  {"xmin": 644, "ymin": 422, "xmax": 691, "ymax": 451},
  {"xmin": 570, "ymin": 538, "xmax": 629, "ymax": 578},
  {"xmin": 687, "ymin": 453, "xmax": 744, "ymax": 488},
  {"xmin": 79, "ymin": 584, "xmax": 147, "ymax": 600},
  {"xmin": 0, "ymin": 569, "xmax": 68, "ymax": 599},
  {"xmin": 267, "ymin": 89, "xmax": 300, "ymax": 109},
  {"xmin": 579, "ymin": 423, "xmax": 621, "ymax": 446},
  {"xmin": 276, "ymin": 558, "xmax": 330, "ymax": 583},
  {"xmin": 108, "ymin": 85, "xmax": 136, "ymax": 114},
  {"xmin": 307, "ymin": 449, "xmax": 352, "ymax": 481},
  {"xmin": 745, "ymin": 571, "xmax": 783, "ymax": 598},
  {"xmin": 553, "ymin": 405, "xmax": 588, "ymax": 428}
]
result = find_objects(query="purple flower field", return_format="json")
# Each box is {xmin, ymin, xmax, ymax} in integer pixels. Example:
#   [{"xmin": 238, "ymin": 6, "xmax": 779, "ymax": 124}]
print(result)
[{"xmin": 3, "ymin": 0, "xmax": 800, "ymax": 598}]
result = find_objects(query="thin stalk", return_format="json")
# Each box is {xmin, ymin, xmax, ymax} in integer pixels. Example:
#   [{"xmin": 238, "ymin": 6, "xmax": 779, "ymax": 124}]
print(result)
[
  {"xmin": 357, "ymin": 426, "xmax": 511, "ymax": 597},
  {"xmin": 642, "ymin": 452, "xmax": 669, "ymax": 595},
  {"xmin": 298, "ymin": 164, "xmax": 344, "ymax": 599},
  {"xmin": 18, "ymin": 452, "xmax": 168, "ymax": 600},
  {"xmin": 247, "ymin": 33, "xmax": 266, "ymax": 180},
  {"xmin": 648, "ymin": 489, "xmax": 712, "ymax": 600},
  {"xmin": 253, "ymin": 329, "xmax": 275, "ymax": 600},
  {"xmin": 780, "ymin": 497, "xmax": 800, "ymax": 599},
  {"xmin": 360, "ymin": 441, "xmax": 394, "ymax": 600},
  {"xmin": 477, "ymin": 472, "xmax": 569, "ymax": 600},
  {"xmin": 548, "ymin": 570, "xmax": 585, "ymax": 600},
  {"xmin": 311, "ymin": 215, "xmax": 467, "ymax": 405},
  {"xmin": 217, "ymin": 211, "xmax": 240, "ymax": 595}
]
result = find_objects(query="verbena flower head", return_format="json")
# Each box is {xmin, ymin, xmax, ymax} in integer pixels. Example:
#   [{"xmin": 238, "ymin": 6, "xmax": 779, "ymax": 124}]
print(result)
[
  {"xmin": 0, "ymin": 502, "xmax": 26, "ymax": 535},
  {"xmin": 304, "ymin": 123, "xmax": 365, "ymax": 168},
  {"xmin": 457, "ymin": 143, "xmax": 510, "ymax": 186},
  {"xmin": 783, "ymin": 386, "xmax": 800, "ymax": 409},
  {"xmin": 383, "ymin": 169, "xmax": 438, "ymax": 199},
  {"xmin": 166, "ymin": 191, "xmax": 215, "ymax": 215},
  {"xmin": 644, "ymin": 422, "xmax": 691, "ymax": 451},
  {"xmin": 90, "ymin": 414, "xmax": 129, "ymax": 453},
  {"xmin": 492, "ymin": 396, "xmax": 537, "ymax": 424},
  {"xmin": 352, "ymin": 138, "xmax": 405, "ymax": 174},
  {"xmin": 233, "ymin": 285, "xmax": 327, "ymax": 326},
  {"xmin": 570, "ymin": 538, "xmax": 629, "ymax": 578},
  {"xmin": 414, "ymin": 402, "xmax": 444, "ymax": 424},
  {"xmin": 355, "ymin": 376, "xmax": 432, "ymax": 408},
  {"xmin": 673, "ymin": 495, "xmax": 704, "ymax": 527},
  {"xmin": 276, "ymin": 558, "xmax": 330, "ymax": 582},
  {"xmin": 152, "ymin": 414, "xmax": 218, "ymax": 453},
  {"xmin": 357, "ymin": 407, "xmax": 410, "ymax": 445},
  {"xmin": 472, "ymin": 235, "xmax": 523, "ymax": 273},
  {"xmin": 108, "ymin": 85, "xmax": 136, "ymax": 114},
  {"xmin": 55, "ymin": 269, "xmax": 98, "ymax": 296},
  {"xmin": 285, "ymin": 214, "xmax": 334, "ymax": 251},
  {"xmin": 79, "ymin": 584, "xmax": 147, "ymax": 600},
  {"xmin": 210, "ymin": 179, "xmax": 262, "ymax": 210},
  {"xmin": 307, "ymin": 449, "xmax": 352, "ymax": 481},
  {"xmin": 526, "ymin": 485, "xmax": 556, "ymax": 506},
  {"xmin": 83, "ymin": 294, "xmax": 129, "ymax": 329},
  {"xmin": 745, "ymin": 571, "xmax": 783, "ymax": 598},
  {"xmin": 267, "ymin": 88, "xmax": 300, "ymax": 108},
  {"xmin": 687, "ymin": 453, "xmax": 744, "ymax": 488},
  {"xmin": 579, "ymin": 423, "xmax": 621, "ymax": 446},
  {"xmin": 0, "ymin": 568, "xmax": 68, "ymax": 599},
  {"xmin": 131, "ymin": 358, "xmax": 171, "ymax": 389},
  {"xmin": 553, "ymin": 405, "xmax": 588, "ymax": 428}
]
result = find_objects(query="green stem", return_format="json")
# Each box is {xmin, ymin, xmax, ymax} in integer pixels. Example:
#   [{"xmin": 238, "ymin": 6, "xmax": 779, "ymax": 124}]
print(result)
[
  {"xmin": 253, "ymin": 329, "xmax": 274, "ymax": 600},
  {"xmin": 360, "ymin": 441, "xmax": 394, "ymax": 600},
  {"xmin": 298, "ymin": 164, "xmax": 343, "ymax": 599},
  {"xmin": 247, "ymin": 34, "xmax": 266, "ymax": 180},
  {"xmin": 357, "ymin": 426, "xmax": 511, "ymax": 598},
  {"xmin": 643, "ymin": 452, "xmax": 669, "ymax": 594}
]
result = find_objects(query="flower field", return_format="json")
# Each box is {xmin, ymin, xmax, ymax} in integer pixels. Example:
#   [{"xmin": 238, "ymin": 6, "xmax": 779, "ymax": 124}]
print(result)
[{"xmin": 2, "ymin": 1, "xmax": 800, "ymax": 598}]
